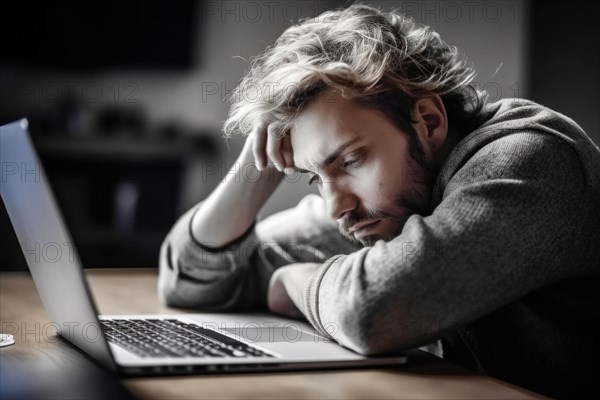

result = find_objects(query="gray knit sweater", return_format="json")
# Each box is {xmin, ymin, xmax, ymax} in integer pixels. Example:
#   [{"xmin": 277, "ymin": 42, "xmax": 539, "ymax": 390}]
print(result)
[{"xmin": 158, "ymin": 99, "xmax": 600, "ymax": 398}]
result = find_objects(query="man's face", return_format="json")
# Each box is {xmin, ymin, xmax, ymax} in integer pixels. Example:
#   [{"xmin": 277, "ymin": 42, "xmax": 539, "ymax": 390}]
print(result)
[{"xmin": 290, "ymin": 92, "xmax": 435, "ymax": 247}]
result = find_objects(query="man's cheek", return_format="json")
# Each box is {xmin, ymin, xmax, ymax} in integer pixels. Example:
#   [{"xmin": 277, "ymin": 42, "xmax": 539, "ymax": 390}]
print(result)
[{"xmin": 355, "ymin": 166, "xmax": 382, "ymax": 201}]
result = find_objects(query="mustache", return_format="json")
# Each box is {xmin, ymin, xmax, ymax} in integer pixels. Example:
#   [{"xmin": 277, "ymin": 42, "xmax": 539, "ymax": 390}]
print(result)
[
  {"xmin": 339, "ymin": 207, "xmax": 391, "ymax": 233},
  {"xmin": 338, "ymin": 191, "xmax": 429, "ymax": 235}
]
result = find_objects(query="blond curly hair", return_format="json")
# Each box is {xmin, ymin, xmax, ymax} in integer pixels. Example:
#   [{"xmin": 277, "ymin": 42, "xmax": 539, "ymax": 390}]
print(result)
[{"xmin": 222, "ymin": 3, "xmax": 487, "ymax": 157}]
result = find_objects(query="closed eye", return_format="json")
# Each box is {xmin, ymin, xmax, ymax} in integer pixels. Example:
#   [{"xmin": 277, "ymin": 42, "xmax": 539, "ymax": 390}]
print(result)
[
  {"xmin": 308, "ymin": 158, "xmax": 361, "ymax": 186},
  {"xmin": 343, "ymin": 159, "xmax": 359, "ymax": 168},
  {"xmin": 308, "ymin": 175, "xmax": 321, "ymax": 186}
]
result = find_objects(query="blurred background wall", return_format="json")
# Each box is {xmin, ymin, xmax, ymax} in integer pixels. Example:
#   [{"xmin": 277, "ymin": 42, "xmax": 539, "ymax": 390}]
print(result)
[{"xmin": 1, "ymin": 0, "xmax": 598, "ymax": 270}]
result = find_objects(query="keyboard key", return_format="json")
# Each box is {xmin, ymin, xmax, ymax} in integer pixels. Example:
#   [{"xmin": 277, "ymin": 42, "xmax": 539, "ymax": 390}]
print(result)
[{"xmin": 102, "ymin": 319, "xmax": 273, "ymax": 359}]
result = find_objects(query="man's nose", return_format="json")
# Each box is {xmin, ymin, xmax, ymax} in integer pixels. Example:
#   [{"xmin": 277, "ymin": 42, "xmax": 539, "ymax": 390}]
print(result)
[{"xmin": 322, "ymin": 178, "xmax": 357, "ymax": 220}]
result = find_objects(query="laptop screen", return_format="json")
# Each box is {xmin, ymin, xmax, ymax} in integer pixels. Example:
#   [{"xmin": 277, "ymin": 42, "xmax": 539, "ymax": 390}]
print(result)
[{"xmin": 0, "ymin": 119, "xmax": 116, "ymax": 370}]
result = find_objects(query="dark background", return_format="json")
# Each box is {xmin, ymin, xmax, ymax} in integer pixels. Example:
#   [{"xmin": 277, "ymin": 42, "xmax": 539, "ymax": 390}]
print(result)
[
  {"xmin": 1, "ymin": 0, "xmax": 598, "ymax": 270},
  {"xmin": 1, "ymin": 1, "xmax": 197, "ymax": 70}
]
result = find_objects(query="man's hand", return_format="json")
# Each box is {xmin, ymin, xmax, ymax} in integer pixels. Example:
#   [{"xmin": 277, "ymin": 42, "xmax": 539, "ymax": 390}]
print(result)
[
  {"xmin": 250, "ymin": 122, "xmax": 295, "ymax": 174},
  {"xmin": 267, "ymin": 262, "xmax": 321, "ymax": 318}
]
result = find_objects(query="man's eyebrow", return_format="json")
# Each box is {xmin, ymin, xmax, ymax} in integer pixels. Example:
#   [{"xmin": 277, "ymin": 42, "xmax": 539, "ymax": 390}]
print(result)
[{"xmin": 295, "ymin": 136, "xmax": 363, "ymax": 174}]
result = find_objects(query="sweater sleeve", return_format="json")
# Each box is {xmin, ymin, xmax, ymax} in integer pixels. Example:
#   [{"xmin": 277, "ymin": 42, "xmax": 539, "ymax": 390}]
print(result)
[
  {"xmin": 303, "ymin": 131, "xmax": 589, "ymax": 355},
  {"xmin": 157, "ymin": 193, "xmax": 362, "ymax": 311}
]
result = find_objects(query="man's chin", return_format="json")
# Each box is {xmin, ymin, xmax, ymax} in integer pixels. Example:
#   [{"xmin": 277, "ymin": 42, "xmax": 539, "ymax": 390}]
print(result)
[
  {"xmin": 361, "ymin": 221, "xmax": 408, "ymax": 246},
  {"xmin": 359, "ymin": 235, "xmax": 379, "ymax": 247},
  {"xmin": 339, "ymin": 220, "xmax": 402, "ymax": 247},
  {"xmin": 339, "ymin": 230, "xmax": 380, "ymax": 247}
]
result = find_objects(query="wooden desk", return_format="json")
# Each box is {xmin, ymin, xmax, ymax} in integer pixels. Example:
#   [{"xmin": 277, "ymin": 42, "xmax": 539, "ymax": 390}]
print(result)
[{"xmin": 0, "ymin": 268, "xmax": 546, "ymax": 399}]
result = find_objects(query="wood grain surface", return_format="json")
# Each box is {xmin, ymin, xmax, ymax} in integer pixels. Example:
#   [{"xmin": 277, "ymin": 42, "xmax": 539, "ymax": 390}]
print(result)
[{"xmin": 0, "ymin": 268, "xmax": 546, "ymax": 399}]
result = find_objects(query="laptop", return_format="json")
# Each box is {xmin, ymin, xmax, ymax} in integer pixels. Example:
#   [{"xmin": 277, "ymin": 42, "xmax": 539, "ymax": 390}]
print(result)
[{"xmin": 0, "ymin": 119, "xmax": 408, "ymax": 375}]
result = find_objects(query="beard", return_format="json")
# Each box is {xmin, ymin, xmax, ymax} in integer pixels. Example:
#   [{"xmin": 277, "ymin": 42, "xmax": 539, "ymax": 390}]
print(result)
[{"xmin": 338, "ymin": 156, "xmax": 436, "ymax": 247}]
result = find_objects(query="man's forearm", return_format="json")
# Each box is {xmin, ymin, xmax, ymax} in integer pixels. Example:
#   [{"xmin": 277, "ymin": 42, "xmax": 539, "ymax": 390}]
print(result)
[
  {"xmin": 267, "ymin": 262, "xmax": 321, "ymax": 318},
  {"xmin": 191, "ymin": 140, "xmax": 285, "ymax": 248}
]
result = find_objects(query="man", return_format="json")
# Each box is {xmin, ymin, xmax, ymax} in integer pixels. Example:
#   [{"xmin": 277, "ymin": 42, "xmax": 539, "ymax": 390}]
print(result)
[{"xmin": 158, "ymin": 4, "xmax": 600, "ymax": 398}]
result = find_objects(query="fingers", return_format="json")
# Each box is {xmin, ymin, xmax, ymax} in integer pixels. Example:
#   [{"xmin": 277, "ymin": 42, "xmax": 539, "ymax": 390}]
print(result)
[
  {"xmin": 251, "ymin": 123, "xmax": 268, "ymax": 170},
  {"xmin": 280, "ymin": 134, "xmax": 295, "ymax": 175},
  {"xmin": 250, "ymin": 122, "xmax": 294, "ymax": 173},
  {"xmin": 266, "ymin": 124, "xmax": 286, "ymax": 171}
]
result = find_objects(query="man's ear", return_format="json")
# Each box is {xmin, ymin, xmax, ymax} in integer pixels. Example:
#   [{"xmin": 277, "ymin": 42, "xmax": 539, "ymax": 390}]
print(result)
[{"xmin": 412, "ymin": 95, "xmax": 448, "ymax": 160}]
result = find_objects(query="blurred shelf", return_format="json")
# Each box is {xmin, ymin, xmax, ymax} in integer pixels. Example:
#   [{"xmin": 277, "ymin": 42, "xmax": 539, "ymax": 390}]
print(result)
[
  {"xmin": 34, "ymin": 137, "xmax": 202, "ymax": 162},
  {"xmin": 2, "ymin": 130, "xmax": 221, "ymax": 271}
]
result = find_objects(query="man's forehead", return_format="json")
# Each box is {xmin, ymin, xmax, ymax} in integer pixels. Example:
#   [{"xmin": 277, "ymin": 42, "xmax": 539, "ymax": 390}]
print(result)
[
  {"xmin": 290, "ymin": 137, "xmax": 324, "ymax": 173},
  {"xmin": 289, "ymin": 92, "xmax": 365, "ymax": 171},
  {"xmin": 292, "ymin": 134, "xmax": 364, "ymax": 173}
]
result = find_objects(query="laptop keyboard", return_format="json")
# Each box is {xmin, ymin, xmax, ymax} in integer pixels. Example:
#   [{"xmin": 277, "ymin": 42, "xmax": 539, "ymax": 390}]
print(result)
[{"xmin": 101, "ymin": 319, "xmax": 274, "ymax": 359}]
